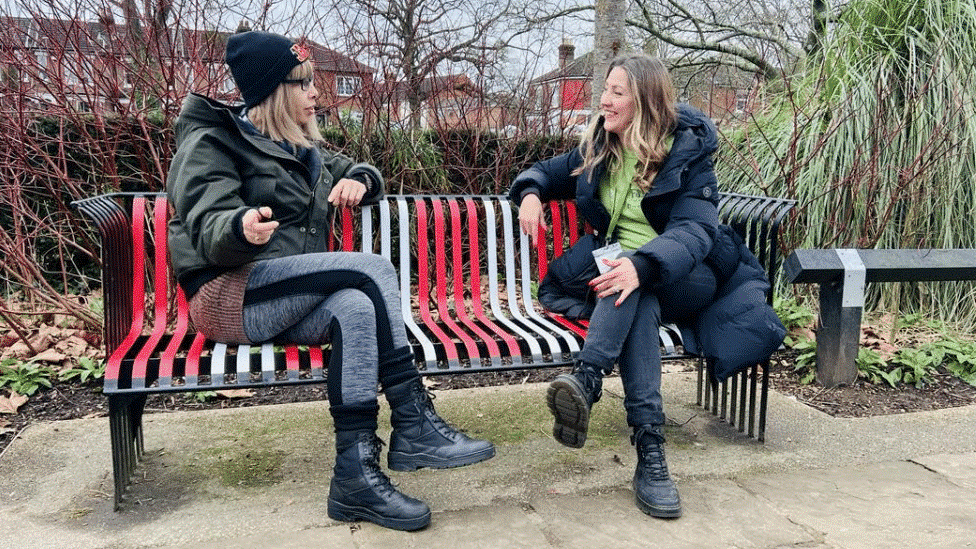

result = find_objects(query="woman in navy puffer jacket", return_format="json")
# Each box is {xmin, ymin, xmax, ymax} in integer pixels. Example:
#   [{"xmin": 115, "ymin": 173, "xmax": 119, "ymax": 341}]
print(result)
[{"xmin": 509, "ymin": 54, "xmax": 784, "ymax": 520}]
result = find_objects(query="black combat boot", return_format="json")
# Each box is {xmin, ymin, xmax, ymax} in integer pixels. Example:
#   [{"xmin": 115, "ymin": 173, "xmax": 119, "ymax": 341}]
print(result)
[
  {"xmin": 386, "ymin": 378, "xmax": 496, "ymax": 471},
  {"xmin": 631, "ymin": 425, "xmax": 681, "ymax": 518},
  {"xmin": 327, "ymin": 430, "xmax": 431, "ymax": 531},
  {"xmin": 546, "ymin": 361, "xmax": 604, "ymax": 448}
]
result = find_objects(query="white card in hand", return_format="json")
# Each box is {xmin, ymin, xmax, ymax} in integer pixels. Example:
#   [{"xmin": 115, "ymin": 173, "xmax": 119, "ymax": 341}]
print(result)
[{"xmin": 592, "ymin": 242, "xmax": 623, "ymax": 274}]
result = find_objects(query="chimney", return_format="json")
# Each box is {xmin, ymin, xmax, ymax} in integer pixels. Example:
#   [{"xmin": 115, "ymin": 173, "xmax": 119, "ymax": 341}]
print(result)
[{"xmin": 558, "ymin": 39, "xmax": 575, "ymax": 70}]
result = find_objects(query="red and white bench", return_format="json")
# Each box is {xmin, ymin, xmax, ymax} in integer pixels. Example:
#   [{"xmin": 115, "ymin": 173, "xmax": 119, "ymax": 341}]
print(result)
[{"xmin": 73, "ymin": 191, "xmax": 795, "ymax": 509}]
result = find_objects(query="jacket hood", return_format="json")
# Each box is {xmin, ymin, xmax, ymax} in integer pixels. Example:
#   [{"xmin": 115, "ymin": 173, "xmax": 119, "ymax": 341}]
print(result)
[
  {"xmin": 173, "ymin": 93, "xmax": 244, "ymax": 148},
  {"xmin": 173, "ymin": 92, "xmax": 300, "ymax": 168},
  {"xmin": 648, "ymin": 104, "xmax": 718, "ymax": 197},
  {"xmin": 674, "ymin": 103, "xmax": 718, "ymax": 154}
]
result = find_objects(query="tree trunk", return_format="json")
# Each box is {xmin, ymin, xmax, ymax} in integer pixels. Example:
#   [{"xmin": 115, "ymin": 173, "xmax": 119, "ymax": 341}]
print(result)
[{"xmin": 592, "ymin": 0, "xmax": 627, "ymax": 109}]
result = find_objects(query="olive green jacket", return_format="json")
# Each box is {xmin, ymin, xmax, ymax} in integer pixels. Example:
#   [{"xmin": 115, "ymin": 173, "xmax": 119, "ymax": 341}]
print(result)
[{"xmin": 166, "ymin": 93, "xmax": 383, "ymax": 297}]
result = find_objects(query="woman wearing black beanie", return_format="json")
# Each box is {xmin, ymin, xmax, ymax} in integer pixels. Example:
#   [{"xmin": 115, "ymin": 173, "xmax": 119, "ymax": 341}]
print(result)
[{"xmin": 166, "ymin": 30, "xmax": 494, "ymax": 532}]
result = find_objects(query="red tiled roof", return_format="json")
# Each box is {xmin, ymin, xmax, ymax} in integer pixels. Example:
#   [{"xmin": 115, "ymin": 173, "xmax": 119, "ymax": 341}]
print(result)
[{"xmin": 304, "ymin": 41, "xmax": 375, "ymax": 74}]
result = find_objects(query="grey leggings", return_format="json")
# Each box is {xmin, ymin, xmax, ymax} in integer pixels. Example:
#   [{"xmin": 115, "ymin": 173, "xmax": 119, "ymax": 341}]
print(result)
[{"xmin": 242, "ymin": 252, "xmax": 412, "ymax": 409}]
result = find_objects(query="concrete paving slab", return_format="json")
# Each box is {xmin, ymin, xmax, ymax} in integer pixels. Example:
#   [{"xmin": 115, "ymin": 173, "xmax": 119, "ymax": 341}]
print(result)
[
  {"xmin": 1, "ymin": 372, "xmax": 975, "ymax": 549},
  {"xmin": 737, "ymin": 460, "xmax": 976, "ymax": 549},
  {"xmin": 913, "ymin": 452, "xmax": 976, "ymax": 490},
  {"xmin": 529, "ymin": 482, "xmax": 819, "ymax": 549}
]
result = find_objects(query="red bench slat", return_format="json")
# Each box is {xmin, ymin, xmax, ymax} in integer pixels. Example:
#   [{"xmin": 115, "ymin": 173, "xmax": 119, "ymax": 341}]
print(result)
[{"xmin": 105, "ymin": 196, "xmax": 148, "ymax": 390}]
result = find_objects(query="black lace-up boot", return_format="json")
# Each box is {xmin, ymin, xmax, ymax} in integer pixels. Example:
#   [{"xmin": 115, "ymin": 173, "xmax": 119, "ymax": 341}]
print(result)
[
  {"xmin": 546, "ymin": 361, "xmax": 604, "ymax": 448},
  {"xmin": 327, "ymin": 430, "xmax": 431, "ymax": 531},
  {"xmin": 386, "ymin": 378, "xmax": 495, "ymax": 471},
  {"xmin": 631, "ymin": 425, "xmax": 681, "ymax": 518}
]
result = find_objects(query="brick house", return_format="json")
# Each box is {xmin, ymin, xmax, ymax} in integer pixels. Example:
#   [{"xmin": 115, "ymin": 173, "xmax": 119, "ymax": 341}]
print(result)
[
  {"xmin": 0, "ymin": 16, "xmax": 233, "ymax": 114},
  {"xmin": 374, "ymin": 73, "xmax": 515, "ymax": 131},
  {"xmin": 0, "ymin": 16, "xmax": 375, "ymax": 124},
  {"xmin": 526, "ymin": 40, "xmax": 593, "ymax": 135},
  {"xmin": 305, "ymin": 41, "xmax": 375, "ymax": 126},
  {"xmin": 527, "ymin": 41, "xmax": 764, "ymax": 133}
]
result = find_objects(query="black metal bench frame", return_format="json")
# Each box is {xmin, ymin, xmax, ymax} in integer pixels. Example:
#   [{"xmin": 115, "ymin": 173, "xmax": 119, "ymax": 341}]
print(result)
[{"xmin": 73, "ymin": 191, "xmax": 795, "ymax": 510}]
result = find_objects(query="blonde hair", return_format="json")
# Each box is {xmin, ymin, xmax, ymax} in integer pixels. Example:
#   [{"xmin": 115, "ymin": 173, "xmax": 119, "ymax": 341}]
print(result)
[
  {"xmin": 574, "ymin": 54, "xmax": 677, "ymax": 191},
  {"xmin": 247, "ymin": 61, "xmax": 322, "ymax": 148}
]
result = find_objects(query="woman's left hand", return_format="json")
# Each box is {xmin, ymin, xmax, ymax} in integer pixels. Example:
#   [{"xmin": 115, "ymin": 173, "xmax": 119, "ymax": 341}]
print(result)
[
  {"xmin": 328, "ymin": 178, "xmax": 367, "ymax": 208},
  {"xmin": 590, "ymin": 257, "xmax": 640, "ymax": 306}
]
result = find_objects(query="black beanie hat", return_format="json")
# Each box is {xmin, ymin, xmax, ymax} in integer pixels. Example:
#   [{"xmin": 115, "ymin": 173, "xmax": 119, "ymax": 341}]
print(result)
[{"xmin": 225, "ymin": 31, "xmax": 312, "ymax": 108}]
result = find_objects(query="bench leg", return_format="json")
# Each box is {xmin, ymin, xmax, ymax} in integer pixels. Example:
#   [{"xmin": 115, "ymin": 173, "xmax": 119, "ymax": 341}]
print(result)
[
  {"xmin": 758, "ymin": 361, "xmax": 769, "ymax": 443},
  {"xmin": 108, "ymin": 394, "xmax": 147, "ymax": 511},
  {"xmin": 816, "ymin": 279, "xmax": 863, "ymax": 387},
  {"xmin": 695, "ymin": 359, "xmax": 768, "ymax": 442}
]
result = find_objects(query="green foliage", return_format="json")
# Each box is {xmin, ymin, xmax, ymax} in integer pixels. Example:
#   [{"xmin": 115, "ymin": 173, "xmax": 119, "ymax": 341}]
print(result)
[
  {"xmin": 855, "ymin": 347, "xmax": 897, "ymax": 387},
  {"xmin": 0, "ymin": 359, "xmax": 55, "ymax": 396},
  {"xmin": 191, "ymin": 391, "xmax": 218, "ymax": 403},
  {"xmin": 60, "ymin": 356, "xmax": 106, "ymax": 385},
  {"xmin": 773, "ymin": 296, "xmax": 815, "ymax": 345},
  {"xmin": 930, "ymin": 339, "xmax": 976, "ymax": 387},
  {"xmin": 790, "ymin": 337, "xmax": 818, "ymax": 385},
  {"xmin": 789, "ymin": 328, "xmax": 976, "ymax": 389},
  {"xmin": 717, "ymin": 0, "xmax": 976, "ymax": 330}
]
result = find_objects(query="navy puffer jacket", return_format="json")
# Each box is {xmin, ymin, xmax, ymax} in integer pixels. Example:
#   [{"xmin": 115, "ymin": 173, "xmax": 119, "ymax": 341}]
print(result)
[{"xmin": 509, "ymin": 104, "xmax": 785, "ymax": 381}]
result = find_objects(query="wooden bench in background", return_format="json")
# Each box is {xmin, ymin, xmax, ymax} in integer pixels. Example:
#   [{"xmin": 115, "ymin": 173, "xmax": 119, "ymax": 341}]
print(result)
[
  {"xmin": 73, "ymin": 191, "xmax": 795, "ymax": 509},
  {"xmin": 784, "ymin": 248, "xmax": 976, "ymax": 386}
]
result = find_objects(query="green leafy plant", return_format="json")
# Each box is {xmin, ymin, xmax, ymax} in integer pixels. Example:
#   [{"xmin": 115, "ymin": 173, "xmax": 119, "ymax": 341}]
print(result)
[
  {"xmin": 0, "ymin": 359, "xmax": 55, "ymax": 396},
  {"xmin": 889, "ymin": 347, "xmax": 941, "ymax": 388},
  {"xmin": 856, "ymin": 347, "xmax": 896, "ymax": 387},
  {"xmin": 930, "ymin": 339, "xmax": 976, "ymax": 387},
  {"xmin": 191, "ymin": 391, "xmax": 218, "ymax": 403},
  {"xmin": 774, "ymin": 296, "xmax": 815, "ymax": 346},
  {"xmin": 774, "ymin": 296, "xmax": 815, "ymax": 331},
  {"xmin": 790, "ymin": 336, "xmax": 818, "ymax": 384},
  {"xmin": 786, "ymin": 322, "xmax": 976, "ymax": 389},
  {"xmin": 60, "ymin": 356, "xmax": 106, "ymax": 385}
]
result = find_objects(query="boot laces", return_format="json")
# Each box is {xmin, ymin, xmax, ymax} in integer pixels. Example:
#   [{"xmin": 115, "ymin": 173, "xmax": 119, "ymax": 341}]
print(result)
[
  {"xmin": 360, "ymin": 434, "xmax": 397, "ymax": 497},
  {"xmin": 414, "ymin": 383, "xmax": 463, "ymax": 441},
  {"xmin": 570, "ymin": 363, "xmax": 602, "ymax": 401},
  {"xmin": 633, "ymin": 428, "xmax": 670, "ymax": 481}
]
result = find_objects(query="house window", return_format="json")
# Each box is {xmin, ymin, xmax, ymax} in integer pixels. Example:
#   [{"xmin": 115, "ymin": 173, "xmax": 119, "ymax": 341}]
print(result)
[
  {"xmin": 735, "ymin": 90, "xmax": 749, "ymax": 112},
  {"xmin": 336, "ymin": 75, "xmax": 361, "ymax": 96}
]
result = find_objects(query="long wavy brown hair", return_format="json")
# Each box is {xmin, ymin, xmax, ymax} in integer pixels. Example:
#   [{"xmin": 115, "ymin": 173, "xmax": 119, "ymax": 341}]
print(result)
[{"xmin": 573, "ymin": 54, "xmax": 677, "ymax": 191}]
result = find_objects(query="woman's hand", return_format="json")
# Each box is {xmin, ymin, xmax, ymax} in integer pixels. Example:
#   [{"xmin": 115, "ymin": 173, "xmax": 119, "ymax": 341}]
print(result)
[
  {"xmin": 590, "ymin": 257, "xmax": 640, "ymax": 306},
  {"xmin": 517, "ymin": 193, "xmax": 547, "ymax": 240},
  {"xmin": 242, "ymin": 206, "xmax": 278, "ymax": 245},
  {"xmin": 329, "ymin": 178, "xmax": 367, "ymax": 208}
]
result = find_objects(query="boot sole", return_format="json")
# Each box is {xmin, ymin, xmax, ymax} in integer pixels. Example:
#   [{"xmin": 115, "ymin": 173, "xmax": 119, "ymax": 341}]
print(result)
[
  {"xmin": 327, "ymin": 499, "xmax": 431, "ymax": 531},
  {"xmin": 388, "ymin": 444, "xmax": 496, "ymax": 472},
  {"xmin": 634, "ymin": 494, "xmax": 682, "ymax": 519},
  {"xmin": 547, "ymin": 375, "xmax": 590, "ymax": 449}
]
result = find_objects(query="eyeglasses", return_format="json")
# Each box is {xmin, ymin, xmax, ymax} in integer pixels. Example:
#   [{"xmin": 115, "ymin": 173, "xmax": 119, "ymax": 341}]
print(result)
[{"xmin": 282, "ymin": 76, "xmax": 313, "ymax": 90}]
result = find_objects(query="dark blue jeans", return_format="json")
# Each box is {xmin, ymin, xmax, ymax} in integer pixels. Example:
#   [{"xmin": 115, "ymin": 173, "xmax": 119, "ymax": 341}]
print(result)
[{"xmin": 578, "ymin": 258, "xmax": 717, "ymax": 427}]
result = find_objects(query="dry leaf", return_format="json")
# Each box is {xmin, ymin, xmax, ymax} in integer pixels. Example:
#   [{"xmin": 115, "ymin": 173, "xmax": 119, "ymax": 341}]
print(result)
[
  {"xmin": 0, "ymin": 392, "xmax": 29, "ymax": 414},
  {"xmin": 215, "ymin": 389, "xmax": 254, "ymax": 399},
  {"xmin": 32, "ymin": 348, "xmax": 67, "ymax": 363},
  {"xmin": 56, "ymin": 335, "xmax": 90, "ymax": 355}
]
